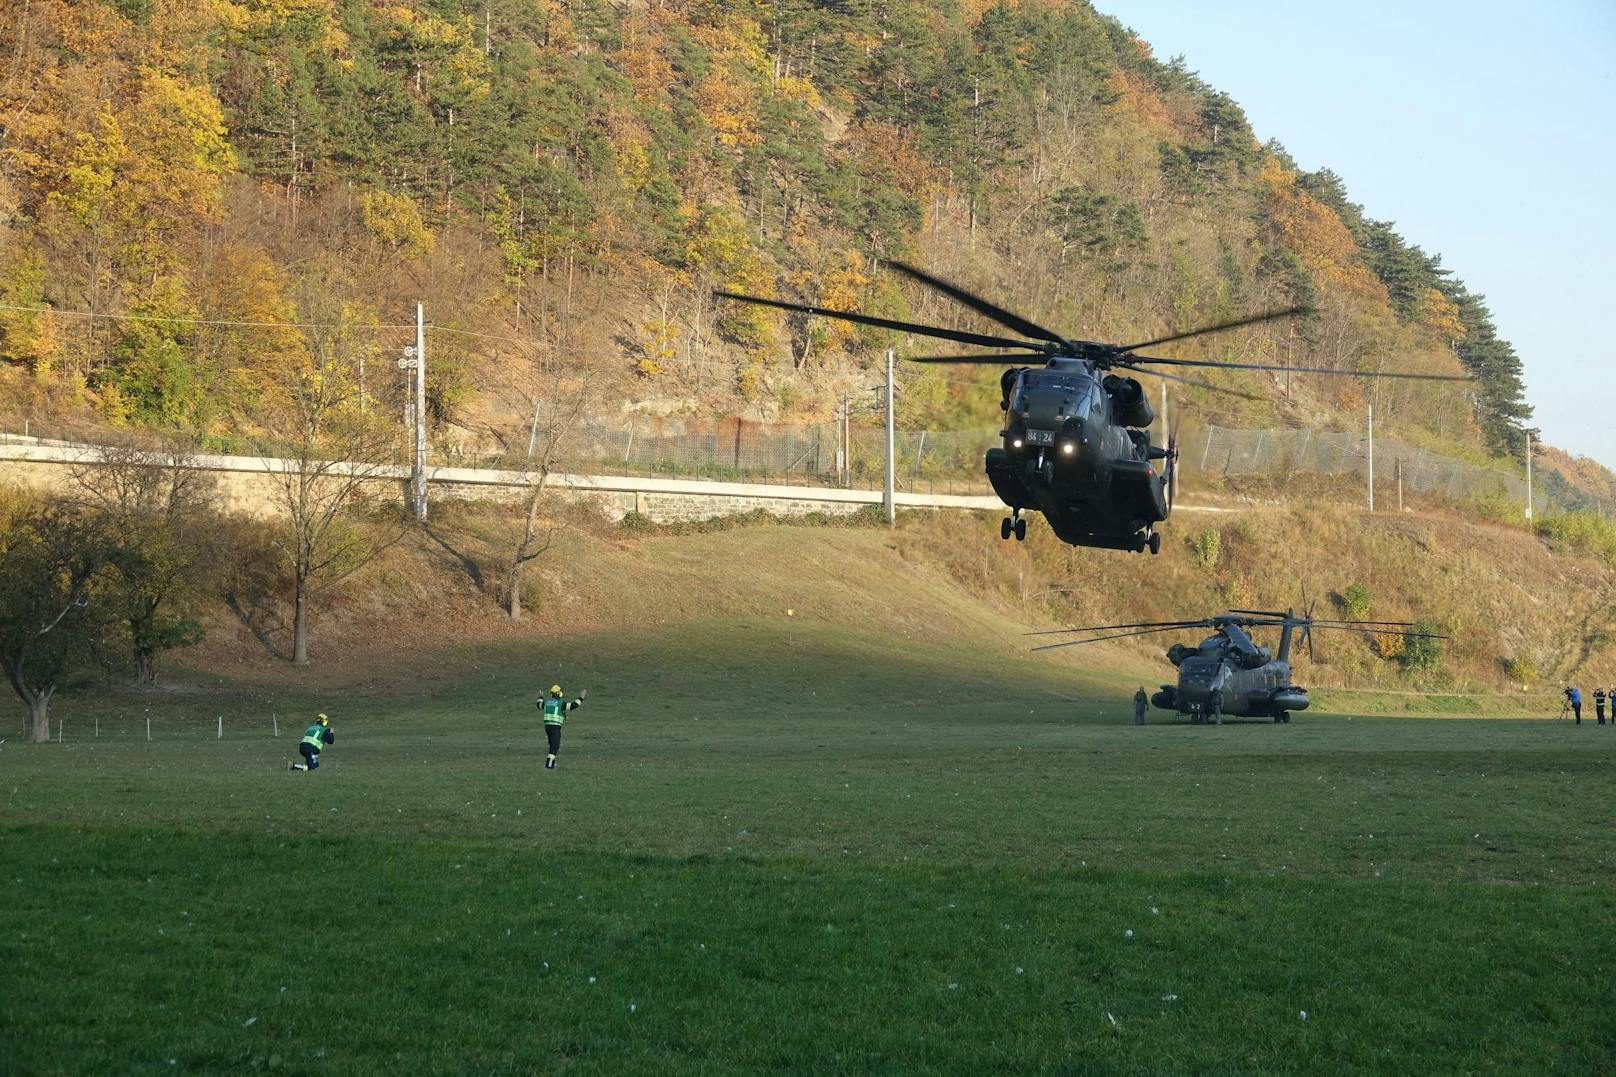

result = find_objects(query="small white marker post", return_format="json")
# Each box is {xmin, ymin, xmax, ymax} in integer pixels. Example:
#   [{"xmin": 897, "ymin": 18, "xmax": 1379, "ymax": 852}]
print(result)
[
  {"xmin": 217, "ymin": 715, "xmax": 223, "ymax": 740},
  {"xmin": 146, "ymin": 715, "xmax": 151, "ymax": 742},
  {"xmin": 273, "ymin": 712, "xmax": 279, "ymax": 738}
]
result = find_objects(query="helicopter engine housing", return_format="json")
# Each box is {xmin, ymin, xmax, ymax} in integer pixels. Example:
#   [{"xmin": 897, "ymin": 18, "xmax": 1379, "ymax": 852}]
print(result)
[
  {"xmin": 1103, "ymin": 375, "xmax": 1155, "ymax": 429},
  {"xmin": 1270, "ymin": 688, "xmax": 1310, "ymax": 711}
]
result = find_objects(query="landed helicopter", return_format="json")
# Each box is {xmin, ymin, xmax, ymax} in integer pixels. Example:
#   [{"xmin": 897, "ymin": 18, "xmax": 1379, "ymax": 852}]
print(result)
[
  {"xmin": 1031, "ymin": 610, "xmax": 1447, "ymax": 724},
  {"xmin": 716, "ymin": 262, "xmax": 1470, "ymax": 554}
]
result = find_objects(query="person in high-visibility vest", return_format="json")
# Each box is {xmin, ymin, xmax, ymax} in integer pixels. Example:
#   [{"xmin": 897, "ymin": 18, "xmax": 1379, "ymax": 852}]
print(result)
[
  {"xmin": 289, "ymin": 713, "xmax": 334, "ymax": 772},
  {"xmin": 538, "ymin": 685, "xmax": 587, "ymax": 769}
]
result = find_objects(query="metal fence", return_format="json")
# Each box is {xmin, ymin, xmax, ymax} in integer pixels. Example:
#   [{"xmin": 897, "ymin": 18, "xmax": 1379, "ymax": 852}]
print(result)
[
  {"xmin": 442, "ymin": 416, "xmax": 1002, "ymax": 495},
  {"xmin": 1190, "ymin": 424, "xmax": 1531, "ymax": 506},
  {"xmin": 1, "ymin": 414, "xmax": 1546, "ymax": 509}
]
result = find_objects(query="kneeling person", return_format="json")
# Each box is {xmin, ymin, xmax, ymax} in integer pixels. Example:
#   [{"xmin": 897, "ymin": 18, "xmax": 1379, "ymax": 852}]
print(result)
[{"xmin": 290, "ymin": 713, "xmax": 334, "ymax": 772}]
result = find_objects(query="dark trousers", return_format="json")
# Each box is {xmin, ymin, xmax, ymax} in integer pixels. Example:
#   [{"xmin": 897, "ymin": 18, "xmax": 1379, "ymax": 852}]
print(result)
[
  {"xmin": 545, "ymin": 723, "xmax": 562, "ymax": 756},
  {"xmin": 299, "ymin": 743, "xmax": 320, "ymax": 770},
  {"xmin": 1573, "ymin": 702, "xmax": 1582, "ymax": 723},
  {"xmin": 1597, "ymin": 703, "xmax": 1606, "ymax": 724}
]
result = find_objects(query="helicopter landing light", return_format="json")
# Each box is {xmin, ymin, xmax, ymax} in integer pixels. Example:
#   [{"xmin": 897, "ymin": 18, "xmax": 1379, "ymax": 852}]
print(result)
[
  {"xmin": 1012, "ymin": 438, "xmax": 1024, "ymax": 448},
  {"xmin": 1061, "ymin": 442, "xmax": 1076, "ymax": 455}
]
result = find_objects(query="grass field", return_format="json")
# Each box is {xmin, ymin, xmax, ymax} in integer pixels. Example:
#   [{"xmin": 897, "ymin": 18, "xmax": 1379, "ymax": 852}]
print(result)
[{"xmin": 6, "ymin": 619, "xmax": 1615, "ymax": 1075}]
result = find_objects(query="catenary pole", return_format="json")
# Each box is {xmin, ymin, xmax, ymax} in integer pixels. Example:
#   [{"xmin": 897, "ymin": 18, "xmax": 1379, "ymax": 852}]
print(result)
[
  {"xmin": 884, "ymin": 348, "xmax": 895, "ymax": 527},
  {"xmin": 1525, "ymin": 432, "xmax": 1534, "ymax": 524},
  {"xmin": 1367, "ymin": 404, "xmax": 1374, "ymax": 513},
  {"xmin": 412, "ymin": 303, "xmax": 428, "ymax": 521}
]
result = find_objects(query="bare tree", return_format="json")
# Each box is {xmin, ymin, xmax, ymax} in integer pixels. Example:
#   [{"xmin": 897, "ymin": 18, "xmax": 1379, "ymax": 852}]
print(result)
[
  {"xmin": 504, "ymin": 375, "xmax": 592, "ymax": 620},
  {"xmin": 68, "ymin": 440, "xmax": 220, "ymax": 682},
  {"xmin": 265, "ymin": 317, "xmax": 404, "ymax": 664}
]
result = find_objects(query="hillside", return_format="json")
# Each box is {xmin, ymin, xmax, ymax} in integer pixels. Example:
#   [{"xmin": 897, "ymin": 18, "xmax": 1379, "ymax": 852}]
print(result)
[
  {"xmin": 2, "ymin": 0, "xmax": 1570, "ymax": 494},
  {"xmin": 154, "ymin": 496, "xmax": 1615, "ymax": 717}
]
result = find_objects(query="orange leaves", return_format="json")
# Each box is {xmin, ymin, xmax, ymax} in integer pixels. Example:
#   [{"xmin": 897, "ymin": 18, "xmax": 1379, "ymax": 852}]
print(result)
[
  {"xmin": 695, "ymin": 64, "xmax": 762, "ymax": 150},
  {"xmin": 1415, "ymin": 288, "xmax": 1466, "ymax": 346},
  {"xmin": 1258, "ymin": 157, "xmax": 1384, "ymax": 301}
]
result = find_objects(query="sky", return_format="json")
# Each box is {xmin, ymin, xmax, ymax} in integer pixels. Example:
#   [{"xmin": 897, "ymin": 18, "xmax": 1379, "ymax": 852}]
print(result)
[{"xmin": 1096, "ymin": 0, "xmax": 1616, "ymax": 471}]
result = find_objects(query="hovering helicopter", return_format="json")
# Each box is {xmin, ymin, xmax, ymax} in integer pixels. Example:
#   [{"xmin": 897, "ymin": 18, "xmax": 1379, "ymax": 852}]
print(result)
[
  {"xmin": 1031, "ymin": 609, "xmax": 1447, "ymax": 724},
  {"xmin": 716, "ymin": 261, "xmax": 1471, "ymax": 554}
]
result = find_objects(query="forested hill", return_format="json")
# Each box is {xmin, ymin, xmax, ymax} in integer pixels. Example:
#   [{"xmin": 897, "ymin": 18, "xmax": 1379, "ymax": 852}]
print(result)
[{"xmin": 0, "ymin": 0, "xmax": 1542, "ymax": 473}]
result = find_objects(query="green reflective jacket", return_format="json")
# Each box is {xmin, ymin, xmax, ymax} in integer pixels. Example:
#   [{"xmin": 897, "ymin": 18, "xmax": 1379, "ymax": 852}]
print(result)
[
  {"xmin": 301, "ymin": 724, "xmax": 329, "ymax": 749},
  {"xmin": 540, "ymin": 697, "xmax": 580, "ymax": 726}
]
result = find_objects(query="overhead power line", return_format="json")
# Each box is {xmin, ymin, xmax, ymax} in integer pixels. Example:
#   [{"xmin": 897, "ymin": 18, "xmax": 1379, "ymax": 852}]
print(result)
[{"xmin": 0, "ymin": 302, "xmax": 414, "ymax": 331}]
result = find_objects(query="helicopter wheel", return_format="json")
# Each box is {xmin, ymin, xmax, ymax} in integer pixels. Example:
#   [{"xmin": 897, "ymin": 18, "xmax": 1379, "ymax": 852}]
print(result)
[
  {"xmin": 1014, "ymin": 518, "xmax": 1026, "ymax": 542},
  {"xmin": 1148, "ymin": 531, "xmax": 1161, "ymax": 555},
  {"xmin": 1000, "ymin": 516, "xmax": 1013, "ymax": 540}
]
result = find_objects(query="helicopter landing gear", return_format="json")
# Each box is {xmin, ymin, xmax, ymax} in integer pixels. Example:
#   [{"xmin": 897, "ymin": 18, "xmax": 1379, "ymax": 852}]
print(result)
[
  {"xmin": 1148, "ymin": 530, "xmax": 1161, "ymax": 556},
  {"xmin": 1274, "ymin": 712, "xmax": 1291, "ymax": 724},
  {"xmin": 1001, "ymin": 510, "xmax": 1027, "ymax": 541}
]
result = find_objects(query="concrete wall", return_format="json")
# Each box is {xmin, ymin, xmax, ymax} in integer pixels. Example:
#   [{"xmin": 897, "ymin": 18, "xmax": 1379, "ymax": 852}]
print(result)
[{"xmin": 0, "ymin": 440, "xmax": 1001, "ymax": 525}]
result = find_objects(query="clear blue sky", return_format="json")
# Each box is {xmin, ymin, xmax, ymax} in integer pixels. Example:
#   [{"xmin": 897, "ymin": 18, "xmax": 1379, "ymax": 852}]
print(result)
[{"xmin": 1097, "ymin": 0, "xmax": 1616, "ymax": 472}]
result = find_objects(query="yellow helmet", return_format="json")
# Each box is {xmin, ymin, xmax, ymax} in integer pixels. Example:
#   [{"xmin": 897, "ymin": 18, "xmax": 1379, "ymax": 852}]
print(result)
[
  {"xmin": 549, "ymin": 685, "xmax": 563, "ymax": 697},
  {"xmin": 317, "ymin": 713, "xmax": 330, "ymax": 725}
]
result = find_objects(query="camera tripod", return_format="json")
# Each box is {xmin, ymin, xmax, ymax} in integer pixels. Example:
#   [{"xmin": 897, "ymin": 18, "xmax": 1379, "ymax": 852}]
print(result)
[{"xmin": 1558, "ymin": 698, "xmax": 1571, "ymax": 720}]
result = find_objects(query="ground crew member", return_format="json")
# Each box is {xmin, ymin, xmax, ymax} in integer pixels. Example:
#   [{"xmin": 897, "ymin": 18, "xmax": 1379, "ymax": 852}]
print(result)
[
  {"xmin": 1596, "ymin": 687, "xmax": 1608, "ymax": 725},
  {"xmin": 1566, "ymin": 686, "xmax": 1582, "ymax": 724},
  {"xmin": 1133, "ymin": 687, "xmax": 1148, "ymax": 726},
  {"xmin": 290, "ymin": 713, "xmax": 333, "ymax": 771},
  {"xmin": 538, "ymin": 685, "xmax": 587, "ymax": 769}
]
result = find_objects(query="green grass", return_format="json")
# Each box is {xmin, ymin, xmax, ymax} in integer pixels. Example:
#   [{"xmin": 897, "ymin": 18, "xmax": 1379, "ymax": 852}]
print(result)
[{"xmin": 5, "ymin": 622, "xmax": 1615, "ymax": 1074}]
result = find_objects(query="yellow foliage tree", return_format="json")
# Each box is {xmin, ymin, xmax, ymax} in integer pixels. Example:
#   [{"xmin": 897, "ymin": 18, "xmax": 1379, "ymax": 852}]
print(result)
[{"xmin": 360, "ymin": 189, "xmax": 437, "ymax": 255}]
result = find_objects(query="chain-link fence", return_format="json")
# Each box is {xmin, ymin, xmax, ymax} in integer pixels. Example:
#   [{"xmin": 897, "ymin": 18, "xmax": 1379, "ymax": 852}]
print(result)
[
  {"xmin": 441, "ymin": 416, "xmax": 1002, "ymax": 495},
  {"xmin": 1, "ymin": 414, "xmax": 1553, "ymax": 508},
  {"xmin": 1188, "ymin": 423, "xmax": 1533, "ymax": 506}
]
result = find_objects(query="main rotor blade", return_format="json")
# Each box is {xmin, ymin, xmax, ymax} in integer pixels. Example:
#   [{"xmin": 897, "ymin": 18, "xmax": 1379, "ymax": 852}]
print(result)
[
  {"xmin": 712, "ymin": 290, "xmax": 1033, "ymax": 350},
  {"xmin": 1308, "ymin": 624, "xmax": 1450, "ymax": 639},
  {"xmin": 1026, "ymin": 619, "xmax": 1211, "ymax": 638},
  {"xmin": 885, "ymin": 261, "xmax": 1068, "ymax": 347},
  {"xmin": 1127, "ymin": 366, "xmax": 1266, "ymax": 401},
  {"xmin": 1308, "ymin": 618, "xmax": 1419, "ymax": 627},
  {"xmin": 906, "ymin": 351, "xmax": 1047, "ymax": 364},
  {"xmin": 1033, "ymin": 625, "xmax": 1196, "ymax": 652},
  {"xmin": 1125, "ymin": 353, "xmax": 1475, "ymax": 382},
  {"xmin": 1118, "ymin": 307, "xmax": 1311, "ymax": 352}
]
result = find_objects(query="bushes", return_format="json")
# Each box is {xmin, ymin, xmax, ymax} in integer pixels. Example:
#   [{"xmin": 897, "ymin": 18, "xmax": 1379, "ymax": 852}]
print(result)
[
  {"xmin": 1341, "ymin": 582, "xmax": 1372, "ymax": 620},
  {"xmin": 1398, "ymin": 618, "xmax": 1443, "ymax": 673},
  {"xmin": 1534, "ymin": 512, "xmax": 1616, "ymax": 565}
]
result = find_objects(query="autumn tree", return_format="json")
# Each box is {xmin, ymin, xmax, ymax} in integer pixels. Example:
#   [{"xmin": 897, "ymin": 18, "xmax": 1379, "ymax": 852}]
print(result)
[
  {"xmin": 0, "ymin": 493, "xmax": 119, "ymax": 742},
  {"xmin": 68, "ymin": 441, "xmax": 219, "ymax": 683}
]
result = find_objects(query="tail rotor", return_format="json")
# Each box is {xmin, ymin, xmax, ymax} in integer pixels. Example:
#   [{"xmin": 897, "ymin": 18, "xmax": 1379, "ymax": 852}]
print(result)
[{"xmin": 1164, "ymin": 426, "xmax": 1179, "ymax": 514}]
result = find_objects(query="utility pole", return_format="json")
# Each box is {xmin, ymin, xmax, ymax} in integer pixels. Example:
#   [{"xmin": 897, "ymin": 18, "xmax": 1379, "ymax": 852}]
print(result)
[
  {"xmin": 884, "ymin": 348, "xmax": 895, "ymax": 527},
  {"xmin": 1366, "ymin": 403, "xmax": 1374, "ymax": 513},
  {"xmin": 1396, "ymin": 457, "xmax": 1403, "ymax": 513},
  {"xmin": 1525, "ymin": 432, "xmax": 1533, "ymax": 525},
  {"xmin": 836, "ymin": 393, "xmax": 848, "ymax": 486},
  {"xmin": 400, "ymin": 304, "xmax": 428, "ymax": 521}
]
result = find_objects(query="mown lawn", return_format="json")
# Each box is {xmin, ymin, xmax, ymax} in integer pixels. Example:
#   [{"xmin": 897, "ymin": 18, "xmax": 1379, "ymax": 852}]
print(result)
[{"xmin": 4, "ymin": 622, "xmax": 1614, "ymax": 1074}]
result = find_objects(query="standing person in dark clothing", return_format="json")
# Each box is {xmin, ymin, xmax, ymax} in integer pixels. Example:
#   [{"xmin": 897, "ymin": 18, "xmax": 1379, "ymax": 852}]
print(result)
[
  {"xmin": 1566, "ymin": 686, "xmax": 1582, "ymax": 724},
  {"xmin": 1596, "ymin": 687, "xmax": 1608, "ymax": 725},
  {"xmin": 538, "ymin": 685, "xmax": 587, "ymax": 769},
  {"xmin": 1132, "ymin": 688, "xmax": 1148, "ymax": 726},
  {"xmin": 289, "ymin": 713, "xmax": 333, "ymax": 771}
]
